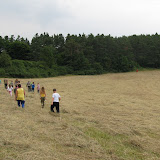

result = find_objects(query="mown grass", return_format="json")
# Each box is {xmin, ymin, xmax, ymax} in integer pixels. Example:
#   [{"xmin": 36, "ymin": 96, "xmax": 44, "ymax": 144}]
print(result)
[
  {"xmin": 84, "ymin": 127, "xmax": 160, "ymax": 160},
  {"xmin": 1, "ymin": 70, "xmax": 160, "ymax": 160}
]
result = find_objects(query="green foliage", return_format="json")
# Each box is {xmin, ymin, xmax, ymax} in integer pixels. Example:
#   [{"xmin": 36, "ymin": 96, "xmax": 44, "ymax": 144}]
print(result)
[
  {"xmin": 0, "ymin": 36, "xmax": 4, "ymax": 51},
  {"xmin": 7, "ymin": 41, "xmax": 31, "ymax": 60},
  {"xmin": 56, "ymin": 66, "xmax": 68, "ymax": 75},
  {"xmin": 0, "ymin": 68, "xmax": 5, "ymax": 77},
  {"xmin": 0, "ymin": 33, "xmax": 160, "ymax": 78},
  {"xmin": 5, "ymin": 60, "xmax": 48, "ymax": 78},
  {"xmin": 0, "ymin": 51, "xmax": 12, "ymax": 67},
  {"xmin": 92, "ymin": 62, "xmax": 104, "ymax": 74},
  {"xmin": 118, "ymin": 56, "xmax": 134, "ymax": 72},
  {"xmin": 40, "ymin": 46, "xmax": 55, "ymax": 68},
  {"xmin": 84, "ymin": 69, "xmax": 97, "ymax": 75}
]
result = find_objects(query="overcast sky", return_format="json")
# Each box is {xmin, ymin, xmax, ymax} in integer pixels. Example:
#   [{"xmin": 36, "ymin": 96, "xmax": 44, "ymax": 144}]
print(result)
[{"xmin": 0, "ymin": 0, "xmax": 160, "ymax": 40}]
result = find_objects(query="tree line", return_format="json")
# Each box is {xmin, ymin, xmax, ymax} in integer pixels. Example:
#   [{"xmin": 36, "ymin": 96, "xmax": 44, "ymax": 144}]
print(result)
[{"xmin": 0, "ymin": 33, "xmax": 160, "ymax": 78}]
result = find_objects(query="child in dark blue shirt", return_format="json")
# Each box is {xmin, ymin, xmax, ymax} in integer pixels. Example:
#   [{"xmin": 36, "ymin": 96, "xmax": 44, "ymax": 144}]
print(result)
[{"xmin": 32, "ymin": 82, "xmax": 35, "ymax": 92}]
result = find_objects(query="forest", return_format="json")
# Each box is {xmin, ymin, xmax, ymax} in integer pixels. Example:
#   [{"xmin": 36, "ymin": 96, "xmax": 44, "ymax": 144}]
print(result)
[{"xmin": 0, "ymin": 33, "xmax": 160, "ymax": 78}]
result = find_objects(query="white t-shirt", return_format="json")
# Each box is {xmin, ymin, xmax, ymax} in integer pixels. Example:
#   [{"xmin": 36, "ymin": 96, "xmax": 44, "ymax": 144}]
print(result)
[
  {"xmin": 52, "ymin": 93, "xmax": 60, "ymax": 102},
  {"xmin": 7, "ymin": 87, "xmax": 13, "ymax": 92}
]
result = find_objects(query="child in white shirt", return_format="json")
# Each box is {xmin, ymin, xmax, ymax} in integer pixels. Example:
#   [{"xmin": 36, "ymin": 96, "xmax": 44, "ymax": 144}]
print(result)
[
  {"xmin": 51, "ymin": 88, "xmax": 61, "ymax": 113},
  {"xmin": 7, "ymin": 84, "xmax": 13, "ymax": 96}
]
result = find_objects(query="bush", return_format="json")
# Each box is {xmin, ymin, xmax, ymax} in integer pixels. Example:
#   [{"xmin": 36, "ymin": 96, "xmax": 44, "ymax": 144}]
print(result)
[
  {"xmin": 84, "ymin": 69, "xmax": 97, "ymax": 75},
  {"xmin": 57, "ymin": 66, "xmax": 68, "ymax": 75},
  {"xmin": 0, "ymin": 51, "xmax": 12, "ymax": 67},
  {"xmin": 0, "ymin": 68, "xmax": 5, "ymax": 77},
  {"xmin": 74, "ymin": 71, "xmax": 85, "ymax": 75},
  {"xmin": 92, "ymin": 63, "xmax": 104, "ymax": 74}
]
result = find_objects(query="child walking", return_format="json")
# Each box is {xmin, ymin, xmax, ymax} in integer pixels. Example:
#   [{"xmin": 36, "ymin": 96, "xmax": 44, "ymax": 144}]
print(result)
[
  {"xmin": 10, "ymin": 81, "xmax": 14, "ymax": 87},
  {"xmin": 7, "ymin": 84, "xmax": 13, "ymax": 96},
  {"xmin": 14, "ymin": 85, "xmax": 18, "ymax": 95},
  {"xmin": 37, "ymin": 83, "xmax": 40, "ymax": 93},
  {"xmin": 51, "ymin": 88, "xmax": 61, "ymax": 113},
  {"xmin": 26, "ymin": 81, "xmax": 31, "ymax": 92},
  {"xmin": 32, "ymin": 82, "xmax": 35, "ymax": 92},
  {"xmin": 40, "ymin": 87, "xmax": 46, "ymax": 108},
  {"xmin": 4, "ymin": 79, "xmax": 8, "ymax": 89}
]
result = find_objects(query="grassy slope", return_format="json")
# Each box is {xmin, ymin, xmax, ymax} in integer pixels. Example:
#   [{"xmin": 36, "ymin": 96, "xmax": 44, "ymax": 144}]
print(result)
[{"xmin": 0, "ymin": 70, "xmax": 160, "ymax": 160}]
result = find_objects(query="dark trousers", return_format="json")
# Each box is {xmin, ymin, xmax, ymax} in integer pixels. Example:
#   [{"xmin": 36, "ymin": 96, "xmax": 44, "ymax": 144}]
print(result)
[
  {"xmin": 51, "ymin": 102, "xmax": 59, "ymax": 113},
  {"xmin": 17, "ymin": 100, "xmax": 25, "ymax": 108},
  {"xmin": 41, "ymin": 97, "xmax": 45, "ymax": 107},
  {"xmin": 5, "ymin": 84, "xmax": 7, "ymax": 89}
]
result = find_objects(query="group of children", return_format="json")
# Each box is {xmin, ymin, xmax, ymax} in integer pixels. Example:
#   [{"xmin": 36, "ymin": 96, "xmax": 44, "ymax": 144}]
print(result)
[
  {"xmin": 4, "ymin": 79, "xmax": 19, "ymax": 97},
  {"xmin": 26, "ymin": 81, "xmax": 38, "ymax": 92},
  {"xmin": 3, "ymin": 79, "xmax": 61, "ymax": 112}
]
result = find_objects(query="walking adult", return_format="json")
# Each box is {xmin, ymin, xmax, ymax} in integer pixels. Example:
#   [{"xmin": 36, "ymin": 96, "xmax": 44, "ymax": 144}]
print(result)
[
  {"xmin": 51, "ymin": 89, "xmax": 61, "ymax": 113},
  {"xmin": 15, "ymin": 84, "xmax": 25, "ymax": 108}
]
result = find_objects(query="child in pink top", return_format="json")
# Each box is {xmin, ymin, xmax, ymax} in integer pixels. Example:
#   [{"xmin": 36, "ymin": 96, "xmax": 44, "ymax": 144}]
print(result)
[{"xmin": 37, "ymin": 83, "xmax": 40, "ymax": 93}]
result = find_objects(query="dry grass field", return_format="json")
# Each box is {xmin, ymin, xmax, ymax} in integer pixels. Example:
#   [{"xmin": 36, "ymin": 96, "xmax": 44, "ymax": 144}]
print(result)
[{"xmin": 0, "ymin": 70, "xmax": 160, "ymax": 160}]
